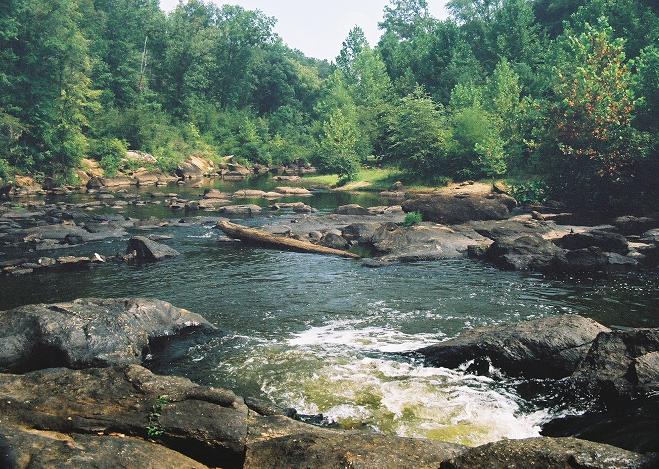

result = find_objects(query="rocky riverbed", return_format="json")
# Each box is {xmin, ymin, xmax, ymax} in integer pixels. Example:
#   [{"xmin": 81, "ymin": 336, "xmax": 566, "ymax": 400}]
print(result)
[
  {"xmin": 0, "ymin": 298, "xmax": 657, "ymax": 468},
  {"xmin": 1, "ymin": 175, "xmax": 658, "ymax": 467}
]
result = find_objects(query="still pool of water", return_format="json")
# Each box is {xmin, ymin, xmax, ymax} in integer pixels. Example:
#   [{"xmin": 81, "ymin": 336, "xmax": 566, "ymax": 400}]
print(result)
[{"xmin": 1, "ymin": 179, "xmax": 658, "ymax": 446}]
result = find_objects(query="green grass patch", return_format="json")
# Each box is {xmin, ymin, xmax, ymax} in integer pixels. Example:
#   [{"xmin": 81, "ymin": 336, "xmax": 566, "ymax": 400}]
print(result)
[{"xmin": 301, "ymin": 167, "xmax": 445, "ymax": 192}]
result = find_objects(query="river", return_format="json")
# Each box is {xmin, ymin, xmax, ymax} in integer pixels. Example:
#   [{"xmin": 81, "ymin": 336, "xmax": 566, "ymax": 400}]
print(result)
[{"xmin": 1, "ymin": 177, "xmax": 657, "ymax": 447}]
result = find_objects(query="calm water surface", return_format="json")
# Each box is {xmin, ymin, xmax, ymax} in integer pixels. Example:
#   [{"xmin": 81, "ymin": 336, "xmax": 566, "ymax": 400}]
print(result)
[{"xmin": 1, "ymin": 178, "xmax": 657, "ymax": 446}]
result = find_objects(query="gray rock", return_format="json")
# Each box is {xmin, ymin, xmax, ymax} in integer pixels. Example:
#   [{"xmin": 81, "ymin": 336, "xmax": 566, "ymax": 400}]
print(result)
[
  {"xmin": 417, "ymin": 315, "xmax": 610, "ymax": 379},
  {"xmin": 556, "ymin": 230, "xmax": 629, "ymax": 254},
  {"xmin": 484, "ymin": 235, "xmax": 567, "ymax": 271},
  {"xmin": 219, "ymin": 204, "xmax": 262, "ymax": 217},
  {"xmin": 0, "ymin": 422, "xmax": 208, "ymax": 469},
  {"xmin": 0, "ymin": 298, "xmax": 216, "ymax": 372},
  {"xmin": 335, "ymin": 204, "xmax": 372, "ymax": 216},
  {"xmin": 542, "ymin": 396, "xmax": 659, "ymax": 453},
  {"xmin": 571, "ymin": 328, "xmax": 659, "ymax": 399},
  {"xmin": 370, "ymin": 223, "xmax": 490, "ymax": 262},
  {"xmin": 402, "ymin": 194, "xmax": 511, "ymax": 224},
  {"xmin": 127, "ymin": 236, "xmax": 180, "ymax": 261},
  {"xmin": 613, "ymin": 216, "xmax": 656, "ymax": 236},
  {"xmin": 440, "ymin": 437, "xmax": 656, "ymax": 469},
  {"xmin": 245, "ymin": 430, "xmax": 465, "ymax": 469},
  {"xmin": 341, "ymin": 222, "xmax": 381, "ymax": 244},
  {"xmin": 320, "ymin": 232, "xmax": 349, "ymax": 249}
]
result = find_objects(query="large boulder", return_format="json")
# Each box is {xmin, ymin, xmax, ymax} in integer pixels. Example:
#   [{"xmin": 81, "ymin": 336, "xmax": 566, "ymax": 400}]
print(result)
[
  {"xmin": 402, "ymin": 194, "xmax": 511, "ymax": 224},
  {"xmin": 370, "ymin": 222, "xmax": 490, "ymax": 262},
  {"xmin": 417, "ymin": 315, "xmax": 610, "ymax": 379},
  {"xmin": 0, "ymin": 298, "xmax": 216, "ymax": 372},
  {"xmin": 126, "ymin": 236, "xmax": 180, "ymax": 261},
  {"xmin": 483, "ymin": 234, "xmax": 567, "ymax": 271},
  {"xmin": 341, "ymin": 222, "xmax": 381, "ymax": 244},
  {"xmin": 556, "ymin": 230, "xmax": 629, "ymax": 254},
  {"xmin": 439, "ymin": 437, "xmax": 656, "ymax": 469},
  {"xmin": 613, "ymin": 216, "xmax": 656, "ymax": 236},
  {"xmin": 570, "ymin": 328, "xmax": 659, "ymax": 400},
  {"xmin": 176, "ymin": 155, "xmax": 215, "ymax": 178},
  {"xmin": 0, "ymin": 365, "xmax": 248, "ymax": 467}
]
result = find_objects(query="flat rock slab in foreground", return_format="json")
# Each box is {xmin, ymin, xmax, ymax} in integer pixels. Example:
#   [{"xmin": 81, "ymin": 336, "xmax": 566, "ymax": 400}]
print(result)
[
  {"xmin": 0, "ymin": 298, "xmax": 216, "ymax": 372},
  {"xmin": 417, "ymin": 315, "xmax": 610, "ymax": 378},
  {"xmin": 0, "ymin": 365, "xmax": 464, "ymax": 468},
  {"xmin": 440, "ymin": 437, "xmax": 657, "ymax": 469},
  {"xmin": 0, "ymin": 423, "xmax": 207, "ymax": 469}
]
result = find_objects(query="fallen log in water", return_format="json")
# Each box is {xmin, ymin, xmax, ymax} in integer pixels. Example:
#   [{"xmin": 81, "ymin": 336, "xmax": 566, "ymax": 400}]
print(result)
[{"xmin": 216, "ymin": 219, "xmax": 360, "ymax": 259}]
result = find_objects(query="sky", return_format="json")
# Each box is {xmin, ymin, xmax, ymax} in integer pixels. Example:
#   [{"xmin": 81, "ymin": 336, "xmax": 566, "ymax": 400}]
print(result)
[{"xmin": 159, "ymin": 0, "xmax": 449, "ymax": 61}]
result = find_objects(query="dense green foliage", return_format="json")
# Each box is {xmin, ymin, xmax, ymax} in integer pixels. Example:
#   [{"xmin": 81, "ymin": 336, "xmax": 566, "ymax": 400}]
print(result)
[{"xmin": 0, "ymin": 0, "xmax": 657, "ymax": 208}]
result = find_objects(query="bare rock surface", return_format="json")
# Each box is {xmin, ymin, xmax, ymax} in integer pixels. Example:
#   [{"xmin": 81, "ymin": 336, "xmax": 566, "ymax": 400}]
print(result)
[
  {"xmin": 0, "ymin": 298, "xmax": 216, "ymax": 372},
  {"xmin": 417, "ymin": 315, "xmax": 610, "ymax": 378}
]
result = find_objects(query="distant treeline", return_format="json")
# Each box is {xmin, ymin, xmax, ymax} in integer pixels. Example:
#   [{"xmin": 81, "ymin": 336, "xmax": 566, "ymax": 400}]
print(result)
[{"xmin": 0, "ymin": 0, "xmax": 657, "ymax": 208}]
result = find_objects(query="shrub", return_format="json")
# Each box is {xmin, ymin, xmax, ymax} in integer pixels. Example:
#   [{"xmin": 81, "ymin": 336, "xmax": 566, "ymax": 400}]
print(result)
[
  {"xmin": 508, "ymin": 179, "xmax": 549, "ymax": 205},
  {"xmin": 0, "ymin": 159, "xmax": 14, "ymax": 182},
  {"xmin": 403, "ymin": 211, "xmax": 423, "ymax": 227},
  {"xmin": 89, "ymin": 137, "xmax": 128, "ymax": 177}
]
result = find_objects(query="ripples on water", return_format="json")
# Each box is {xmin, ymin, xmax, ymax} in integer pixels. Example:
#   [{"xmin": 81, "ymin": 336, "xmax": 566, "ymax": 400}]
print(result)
[{"xmin": 1, "ymin": 183, "xmax": 658, "ymax": 446}]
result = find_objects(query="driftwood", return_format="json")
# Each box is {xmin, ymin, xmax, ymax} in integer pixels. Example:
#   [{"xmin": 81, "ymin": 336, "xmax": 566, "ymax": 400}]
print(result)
[{"xmin": 216, "ymin": 219, "xmax": 360, "ymax": 259}]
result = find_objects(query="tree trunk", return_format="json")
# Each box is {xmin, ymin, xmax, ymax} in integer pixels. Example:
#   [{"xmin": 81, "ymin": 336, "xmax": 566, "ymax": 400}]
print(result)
[{"xmin": 216, "ymin": 219, "xmax": 360, "ymax": 259}]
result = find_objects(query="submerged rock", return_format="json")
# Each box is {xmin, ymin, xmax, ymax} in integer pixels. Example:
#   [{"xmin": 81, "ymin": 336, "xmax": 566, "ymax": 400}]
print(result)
[
  {"xmin": 0, "ymin": 298, "xmax": 216, "ymax": 372},
  {"xmin": 417, "ymin": 315, "xmax": 610, "ymax": 379},
  {"xmin": 440, "ymin": 437, "xmax": 656, "ymax": 469}
]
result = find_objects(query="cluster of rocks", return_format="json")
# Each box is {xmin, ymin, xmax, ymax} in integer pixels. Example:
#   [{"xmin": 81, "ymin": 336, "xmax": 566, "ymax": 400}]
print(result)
[
  {"xmin": 415, "ymin": 315, "xmax": 659, "ymax": 455},
  {"xmin": 0, "ymin": 153, "xmax": 319, "ymax": 199},
  {"xmin": 469, "ymin": 215, "xmax": 658, "ymax": 273},
  {"xmin": 167, "ymin": 186, "xmax": 315, "ymax": 214},
  {"xmin": 175, "ymin": 155, "xmax": 316, "ymax": 181},
  {"xmin": 253, "ymin": 188, "xmax": 659, "ymax": 272},
  {"xmin": 0, "ymin": 298, "xmax": 654, "ymax": 468}
]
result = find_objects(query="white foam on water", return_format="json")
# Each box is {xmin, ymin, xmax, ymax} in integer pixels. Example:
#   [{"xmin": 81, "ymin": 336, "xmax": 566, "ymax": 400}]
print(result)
[
  {"xmin": 288, "ymin": 319, "xmax": 444, "ymax": 353},
  {"xmin": 257, "ymin": 349, "xmax": 548, "ymax": 447}
]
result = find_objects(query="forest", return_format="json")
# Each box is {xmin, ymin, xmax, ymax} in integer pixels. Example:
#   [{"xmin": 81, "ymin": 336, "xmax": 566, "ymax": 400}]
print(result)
[{"xmin": 0, "ymin": 0, "xmax": 657, "ymax": 209}]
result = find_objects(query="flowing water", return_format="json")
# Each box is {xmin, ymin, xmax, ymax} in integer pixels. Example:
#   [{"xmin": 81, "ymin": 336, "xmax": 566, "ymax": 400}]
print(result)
[{"xmin": 1, "ymin": 177, "xmax": 658, "ymax": 446}]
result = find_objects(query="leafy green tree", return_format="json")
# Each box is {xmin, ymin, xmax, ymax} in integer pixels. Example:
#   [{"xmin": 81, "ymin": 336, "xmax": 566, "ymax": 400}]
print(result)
[
  {"xmin": 380, "ymin": 0, "xmax": 431, "ymax": 40},
  {"xmin": 0, "ymin": 0, "xmax": 99, "ymax": 178},
  {"xmin": 540, "ymin": 19, "xmax": 648, "ymax": 205},
  {"xmin": 383, "ymin": 87, "xmax": 448, "ymax": 179},
  {"xmin": 316, "ymin": 109, "xmax": 361, "ymax": 181},
  {"xmin": 336, "ymin": 26, "xmax": 368, "ymax": 84},
  {"xmin": 634, "ymin": 45, "xmax": 659, "ymax": 132},
  {"xmin": 448, "ymin": 107, "xmax": 506, "ymax": 178}
]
